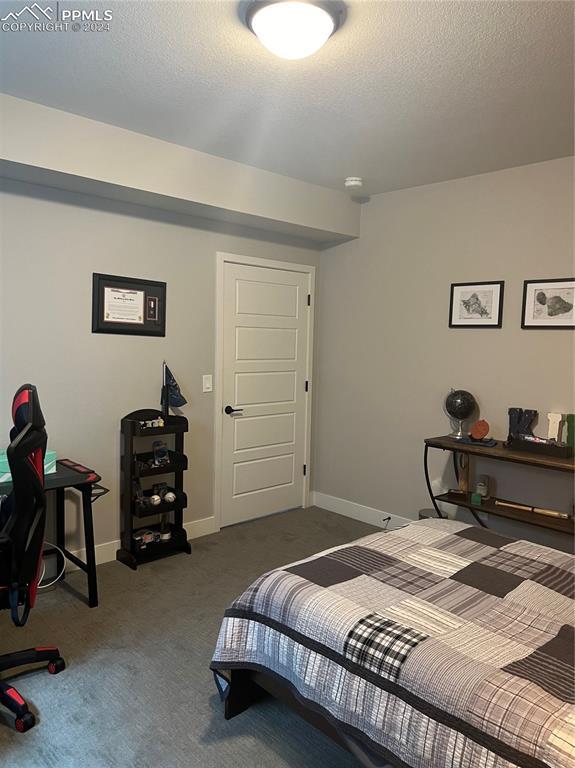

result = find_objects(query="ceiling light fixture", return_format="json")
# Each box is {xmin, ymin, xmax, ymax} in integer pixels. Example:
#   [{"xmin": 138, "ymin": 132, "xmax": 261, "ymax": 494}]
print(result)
[{"xmin": 245, "ymin": 1, "xmax": 343, "ymax": 60}]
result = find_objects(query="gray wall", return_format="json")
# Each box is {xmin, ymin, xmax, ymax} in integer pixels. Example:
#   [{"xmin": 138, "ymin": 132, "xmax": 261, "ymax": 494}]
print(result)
[
  {"xmin": 2, "ymin": 158, "xmax": 573, "ymax": 555},
  {"xmin": 314, "ymin": 158, "xmax": 574, "ymax": 549},
  {"xmin": 0, "ymin": 180, "xmax": 319, "ymax": 549}
]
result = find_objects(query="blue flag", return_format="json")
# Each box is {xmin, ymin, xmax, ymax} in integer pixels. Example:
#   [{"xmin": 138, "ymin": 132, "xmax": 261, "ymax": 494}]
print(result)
[{"xmin": 161, "ymin": 363, "xmax": 187, "ymax": 409}]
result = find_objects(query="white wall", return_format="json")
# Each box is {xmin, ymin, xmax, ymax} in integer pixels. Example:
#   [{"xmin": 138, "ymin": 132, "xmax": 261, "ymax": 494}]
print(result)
[
  {"xmin": 314, "ymin": 158, "xmax": 574, "ymax": 549},
  {"xmin": 0, "ymin": 180, "xmax": 319, "ymax": 551}
]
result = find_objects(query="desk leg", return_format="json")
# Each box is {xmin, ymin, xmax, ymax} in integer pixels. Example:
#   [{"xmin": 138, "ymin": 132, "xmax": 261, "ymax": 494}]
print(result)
[
  {"xmin": 81, "ymin": 486, "xmax": 99, "ymax": 608},
  {"xmin": 55, "ymin": 488, "xmax": 66, "ymax": 581}
]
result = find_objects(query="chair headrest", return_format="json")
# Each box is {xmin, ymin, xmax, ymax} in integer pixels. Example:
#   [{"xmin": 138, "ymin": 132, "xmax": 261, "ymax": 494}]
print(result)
[{"xmin": 12, "ymin": 384, "xmax": 45, "ymax": 434}]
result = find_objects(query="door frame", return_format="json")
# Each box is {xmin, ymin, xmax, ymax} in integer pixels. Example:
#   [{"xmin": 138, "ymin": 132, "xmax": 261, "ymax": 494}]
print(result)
[{"xmin": 213, "ymin": 251, "xmax": 316, "ymax": 529}]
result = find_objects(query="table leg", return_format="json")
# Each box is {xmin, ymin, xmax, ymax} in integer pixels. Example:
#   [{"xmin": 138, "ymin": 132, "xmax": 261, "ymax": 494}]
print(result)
[
  {"xmin": 55, "ymin": 488, "xmax": 66, "ymax": 581},
  {"xmin": 423, "ymin": 444, "xmax": 446, "ymax": 518},
  {"xmin": 455, "ymin": 451, "xmax": 487, "ymax": 528},
  {"xmin": 81, "ymin": 486, "xmax": 99, "ymax": 608},
  {"xmin": 457, "ymin": 452, "xmax": 470, "ymax": 492}
]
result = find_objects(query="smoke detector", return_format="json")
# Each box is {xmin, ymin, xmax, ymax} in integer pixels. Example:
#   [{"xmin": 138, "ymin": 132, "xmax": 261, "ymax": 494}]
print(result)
[
  {"xmin": 344, "ymin": 176, "xmax": 370, "ymax": 203},
  {"xmin": 344, "ymin": 176, "xmax": 363, "ymax": 190}
]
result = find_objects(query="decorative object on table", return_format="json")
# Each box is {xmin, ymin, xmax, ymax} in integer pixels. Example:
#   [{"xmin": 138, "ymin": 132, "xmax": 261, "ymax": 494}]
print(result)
[
  {"xmin": 546, "ymin": 413, "xmax": 565, "ymax": 442},
  {"xmin": 445, "ymin": 389, "xmax": 477, "ymax": 439},
  {"xmin": 475, "ymin": 474, "xmax": 490, "ymax": 499},
  {"xmin": 449, "ymin": 281, "xmax": 504, "ymax": 328},
  {"xmin": 507, "ymin": 407, "xmax": 537, "ymax": 443},
  {"xmin": 494, "ymin": 500, "xmax": 570, "ymax": 520},
  {"xmin": 159, "ymin": 515, "xmax": 172, "ymax": 542},
  {"xmin": 469, "ymin": 419, "xmax": 490, "ymax": 441},
  {"xmin": 92, "ymin": 274, "xmax": 166, "ymax": 336},
  {"xmin": 160, "ymin": 361, "xmax": 188, "ymax": 421},
  {"xmin": 458, "ymin": 418, "xmax": 497, "ymax": 447},
  {"xmin": 566, "ymin": 415, "xmax": 575, "ymax": 449},
  {"xmin": 133, "ymin": 479, "xmax": 179, "ymax": 513},
  {"xmin": 133, "ymin": 528, "xmax": 163, "ymax": 551},
  {"xmin": 133, "ymin": 479, "xmax": 155, "ymax": 512},
  {"xmin": 152, "ymin": 439, "xmax": 170, "ymax": 467},
  {"xmin": 459, "ymin": 435, "xmax": 497, "ymax": 447},
  {"xmin": 151, "ymin": 482, "xmax": 177, "ymax": 504},
  {"xmin": 138, "ymin": 417, "xmax": 165, "ymax": 430},
  {"xmin": 506, "ymin": 407, "xmax": 573, "ymax": 458},
  {"xmin": 521, "ymin": 278, "xmax": 574, "ymax": 329}
]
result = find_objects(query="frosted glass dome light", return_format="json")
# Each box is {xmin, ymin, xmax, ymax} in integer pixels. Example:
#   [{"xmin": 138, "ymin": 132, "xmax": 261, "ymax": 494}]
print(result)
[{"xmin": 247, "ymin": 2, "xmax": 340, "ymax": 60}]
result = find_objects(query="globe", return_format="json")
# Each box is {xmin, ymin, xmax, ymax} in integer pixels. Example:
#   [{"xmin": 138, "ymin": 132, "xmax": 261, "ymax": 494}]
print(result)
[
  {"xmin": 445, "ymin": 389, "xmax": 476, "ymax": 439},
  {"xmin": 445, "ymin": 389, "xmax": 476, "ymax": 421}
]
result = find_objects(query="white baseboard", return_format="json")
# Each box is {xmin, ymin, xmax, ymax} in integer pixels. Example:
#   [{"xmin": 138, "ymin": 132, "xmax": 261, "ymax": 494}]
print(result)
[
  {"xmin": 311, "ymin": 491, "xmax": 412, "ymax": 530},
  {"xmin": 64, "ymin": 515, "xmax": 220, "ymax": 572},
  {"xmin": 62, "ymin": 493, "xmax": 412, "ymax": 574},
  {"xmin": 184, "ymin": 515, "xmax": 220, "ymax": 540}
]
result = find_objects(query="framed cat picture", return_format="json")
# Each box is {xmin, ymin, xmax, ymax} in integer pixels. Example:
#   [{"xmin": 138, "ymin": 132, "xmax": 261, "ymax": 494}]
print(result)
[
  {"xmin": 521, "ymin": 278, "xmax": 574, "ymax": 329},
  {"xmin": 449, "ymin": 281, "xmax": 504, "ymax": 328}
]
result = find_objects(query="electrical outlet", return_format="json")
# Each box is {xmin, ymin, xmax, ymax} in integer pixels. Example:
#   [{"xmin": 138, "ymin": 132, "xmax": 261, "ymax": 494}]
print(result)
[{"xmin": 202, "ymin": 374, "xmax": 213, "ymax": 393}]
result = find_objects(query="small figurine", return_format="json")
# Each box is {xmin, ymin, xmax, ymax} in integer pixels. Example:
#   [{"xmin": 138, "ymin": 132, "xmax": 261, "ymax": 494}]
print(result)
[
  {"xmin": 547, "ymin": 413, "xmax": 565, "ymax": 442},
  {"xmin": 475, "ymin": 475, "xmax": 490, "ymax": 498}
]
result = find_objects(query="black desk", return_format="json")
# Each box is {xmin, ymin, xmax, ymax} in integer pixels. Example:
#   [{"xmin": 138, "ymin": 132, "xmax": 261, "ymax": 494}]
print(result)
[{"xmin": 0, "ymin": 459, "xmax": 107, "ymax": 608}]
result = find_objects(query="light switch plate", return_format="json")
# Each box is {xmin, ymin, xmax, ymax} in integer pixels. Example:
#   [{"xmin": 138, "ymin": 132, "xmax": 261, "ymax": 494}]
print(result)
[{"xmin": 202, "ymin": 374, "xmax": 213, "ymax": 393}]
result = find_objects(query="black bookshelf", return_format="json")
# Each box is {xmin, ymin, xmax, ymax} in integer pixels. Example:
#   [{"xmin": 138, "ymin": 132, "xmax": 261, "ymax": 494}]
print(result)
[{"xmin": 116, "ymin": 408, "xmax": 192, "ymax": 570}]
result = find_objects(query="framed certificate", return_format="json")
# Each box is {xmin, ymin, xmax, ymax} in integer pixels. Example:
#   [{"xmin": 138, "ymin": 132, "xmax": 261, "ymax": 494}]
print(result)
[{"xmin": 92, "ymin": 274, "xmax": 166, "ymax": 336}]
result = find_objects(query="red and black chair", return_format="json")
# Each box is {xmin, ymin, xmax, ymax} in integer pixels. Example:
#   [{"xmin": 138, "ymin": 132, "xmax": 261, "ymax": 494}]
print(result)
[{"xmin": 0, "ymin": 384, "xmax": 65, "ymax": 732}]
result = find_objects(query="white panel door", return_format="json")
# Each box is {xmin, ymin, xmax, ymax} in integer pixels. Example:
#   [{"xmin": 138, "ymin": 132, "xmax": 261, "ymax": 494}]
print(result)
[{"xmin": 221, "ymin": 261, "xmax": 311, "ymax": 526}]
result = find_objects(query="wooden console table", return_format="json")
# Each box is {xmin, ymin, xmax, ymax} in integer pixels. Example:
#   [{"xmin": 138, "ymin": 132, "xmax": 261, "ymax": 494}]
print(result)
[{"xmin": 424, "ymin": 435, "xmax": 574, "ymax": 535}]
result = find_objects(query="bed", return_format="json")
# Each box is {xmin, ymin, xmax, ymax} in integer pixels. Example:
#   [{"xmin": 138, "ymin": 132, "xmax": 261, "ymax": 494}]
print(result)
[{"xmin": 211, "ymin": 518, "xmax": 574, "ymax": 768}]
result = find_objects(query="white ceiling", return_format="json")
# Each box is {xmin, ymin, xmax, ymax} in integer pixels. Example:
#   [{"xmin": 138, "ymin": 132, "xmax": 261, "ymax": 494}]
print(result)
[{"xmin": 0, "ymin": 1, "xmax": 573, "ymax": 195}]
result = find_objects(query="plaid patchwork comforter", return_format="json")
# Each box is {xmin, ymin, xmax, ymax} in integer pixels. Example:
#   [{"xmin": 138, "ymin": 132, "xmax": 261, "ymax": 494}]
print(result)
[{"xmin": 211, "ymin": 519, "xmax": 575, "ymax": 768}]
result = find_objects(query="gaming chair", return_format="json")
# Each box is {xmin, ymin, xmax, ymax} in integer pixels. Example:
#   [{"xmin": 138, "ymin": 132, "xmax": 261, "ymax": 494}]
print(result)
[{"xmin": 0, "ymin": 384, "xmax": 65, "ymax": 733}]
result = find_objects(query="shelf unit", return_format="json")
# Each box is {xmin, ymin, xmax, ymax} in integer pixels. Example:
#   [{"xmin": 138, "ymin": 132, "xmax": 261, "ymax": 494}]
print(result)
[
  {"xmin": 116, "ymin": 408, "xmax": 192, "ymax": 570},
  {"xmin": 424, "ymin": 435, "xmax": 574, "ymax": 535}
]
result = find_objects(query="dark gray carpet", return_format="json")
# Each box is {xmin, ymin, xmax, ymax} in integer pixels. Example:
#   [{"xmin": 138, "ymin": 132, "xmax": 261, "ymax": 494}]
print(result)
[{"xmin": 0, "ymin": 507, "xmax": 376, "ymax": 768}]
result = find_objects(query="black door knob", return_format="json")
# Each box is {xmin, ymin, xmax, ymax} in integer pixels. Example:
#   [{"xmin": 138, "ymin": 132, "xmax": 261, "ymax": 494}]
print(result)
[{"xmin": 225, "ymin": 405, "xmax": 244, "ymax": 415}]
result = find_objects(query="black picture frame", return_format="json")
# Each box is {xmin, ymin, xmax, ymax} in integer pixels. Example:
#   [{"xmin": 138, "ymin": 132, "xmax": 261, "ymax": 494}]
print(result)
[
  {"xmin": 449, "ymin": 281, "xmax": 504, "ymax": 328},
  {"xmin": 92, "ymin": 273, "xmax": 166, "ymax": 336},
  {"xmin": 521, "ymin": 278, "xmax": 575, "ymax": 330}
]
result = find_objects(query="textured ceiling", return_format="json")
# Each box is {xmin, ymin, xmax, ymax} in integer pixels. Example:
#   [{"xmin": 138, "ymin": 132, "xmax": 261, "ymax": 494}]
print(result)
[{"xmin": 0, "ymin": 1, "xmax": 573, "ymax": 194}]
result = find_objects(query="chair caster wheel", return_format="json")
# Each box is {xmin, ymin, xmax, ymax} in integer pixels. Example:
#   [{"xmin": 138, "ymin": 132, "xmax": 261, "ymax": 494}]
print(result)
[
  {"xmin": 48, "ymin": 657, "xmax": 65, "ymax": 675},
  {"xmin": 15, "ymin": 712, "xmax": 36, "ymax": 732}
]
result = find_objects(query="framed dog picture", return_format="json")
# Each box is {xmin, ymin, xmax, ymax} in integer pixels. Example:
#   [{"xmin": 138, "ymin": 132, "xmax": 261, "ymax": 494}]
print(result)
[
  {"xmin": 449, "ymin": 281, "xmax": 504, "ymax": 328},
  {"xmin": 521, "ymin": 278, "xmax": 574, "ymax": 330}
]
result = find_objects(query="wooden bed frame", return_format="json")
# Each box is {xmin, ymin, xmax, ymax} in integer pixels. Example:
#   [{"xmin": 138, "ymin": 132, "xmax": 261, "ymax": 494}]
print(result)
[{"xmin": 220, "ymin": 668, "xmax": 393, "ymax": 767}]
